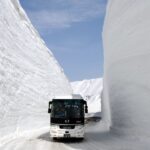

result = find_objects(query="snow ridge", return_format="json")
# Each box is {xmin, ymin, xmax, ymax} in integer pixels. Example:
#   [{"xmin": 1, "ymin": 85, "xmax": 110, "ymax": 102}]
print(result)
[{"xmin": 71, "ymin": 78, "xmax": 103, "ymax": 115}]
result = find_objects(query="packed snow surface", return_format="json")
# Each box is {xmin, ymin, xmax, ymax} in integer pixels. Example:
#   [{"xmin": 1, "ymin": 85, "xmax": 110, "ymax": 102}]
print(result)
[
  {"xmin": 71, "ymin": 78, "xmax": 103, "ymax": 116},
  {"xmin": 0, "ymin": 0, "xmax": 72, "ymax": 142}
]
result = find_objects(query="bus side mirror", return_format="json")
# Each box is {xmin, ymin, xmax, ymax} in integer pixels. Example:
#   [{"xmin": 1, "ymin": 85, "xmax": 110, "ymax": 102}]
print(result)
[
  {"xmin": 83, "ymin": 100, "xmax": 86, "ymax": 105},
  {"xmin": 48, "ymin": 108, "xmax": 51, "ymax": 113},
  {"xmin": 48, "ymin": 101, "xmax": 52, "ymax": 113},
  {"xmin": 83, "ymin": 100, "xmax": 88, "ymax": 113},
  {"xmin": 85, "ymin": 106, "xmax": 88, "ymax": 113}
]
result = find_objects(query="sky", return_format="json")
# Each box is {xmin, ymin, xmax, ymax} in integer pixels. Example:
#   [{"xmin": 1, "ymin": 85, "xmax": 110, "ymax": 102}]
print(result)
[{"xmin": 20, "ymin": 0, "xmax": 107, "ymax": 81}]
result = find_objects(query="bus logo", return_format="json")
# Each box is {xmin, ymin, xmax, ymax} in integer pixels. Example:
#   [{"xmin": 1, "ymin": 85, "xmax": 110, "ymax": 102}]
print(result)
[{"xmin": 65, "ymin": 120, "xmax": 70, "ymax": 123}]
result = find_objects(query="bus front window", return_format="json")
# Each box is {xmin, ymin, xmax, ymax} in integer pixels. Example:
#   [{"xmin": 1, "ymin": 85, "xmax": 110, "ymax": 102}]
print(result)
[{"xmin": 51, "ymin": 100, "xmax": 84, "ymax": 119}]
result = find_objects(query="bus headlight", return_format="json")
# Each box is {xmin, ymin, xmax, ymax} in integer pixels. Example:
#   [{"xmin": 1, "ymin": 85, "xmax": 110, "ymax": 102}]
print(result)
[
  {"xmin": 50, "ymin": 125, "xmax": 58, "ymax": 130},
  {"xmin": 51, "ymin": 130, "xmax": 57, "ymax": 133}
]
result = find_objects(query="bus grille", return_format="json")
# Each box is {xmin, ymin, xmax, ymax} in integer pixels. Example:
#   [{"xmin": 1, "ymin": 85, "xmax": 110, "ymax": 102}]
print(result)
[{"xmin": 59, "ymin": 125, "xmax": 75, "ymax": 129}]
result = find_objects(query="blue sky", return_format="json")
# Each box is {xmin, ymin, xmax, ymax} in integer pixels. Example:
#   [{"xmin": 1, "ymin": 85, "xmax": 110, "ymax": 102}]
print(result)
[{"xmin": 20, "ymin": 0, "xmax": 107, "ymax": 81}]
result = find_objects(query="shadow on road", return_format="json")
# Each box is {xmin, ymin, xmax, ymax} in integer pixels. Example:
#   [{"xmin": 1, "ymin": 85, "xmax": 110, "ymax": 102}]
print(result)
[
  {"xmin": 37, "ymin": 132, "xmax": 51, "ymax": 142},
  {"xmin": 37, "ymin": 132, "xmax": 85, "ymax": 143}
]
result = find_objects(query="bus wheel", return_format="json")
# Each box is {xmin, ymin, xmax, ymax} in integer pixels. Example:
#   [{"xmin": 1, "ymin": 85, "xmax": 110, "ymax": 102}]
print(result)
[
  {"xmin": 79, "ymin": 138, "xmax": 84, "ymax": 141},
  {"xmin": 53, "ymin": 137, "xmax": 58, "ymax": 141}
]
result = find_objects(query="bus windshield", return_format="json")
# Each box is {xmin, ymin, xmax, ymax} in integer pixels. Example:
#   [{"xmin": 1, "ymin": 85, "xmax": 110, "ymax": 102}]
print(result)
[{"xmin": 51, "ymin": 100, "xmax": 84, "ymax": 119}]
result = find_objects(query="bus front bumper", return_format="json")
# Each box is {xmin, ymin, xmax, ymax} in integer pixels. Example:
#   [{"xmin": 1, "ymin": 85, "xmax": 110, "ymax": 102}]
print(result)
[{"xmin": 50, "ymin": 125, "xmax": 85, "ymax": 138}]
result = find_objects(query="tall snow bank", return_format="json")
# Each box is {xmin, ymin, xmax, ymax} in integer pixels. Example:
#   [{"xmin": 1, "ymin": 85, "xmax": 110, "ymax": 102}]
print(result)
[
  {"xmin": 0, "ymin": 0, "xmax": 72, "ymax": 139},
  {"xmin": 103, "ymin": 0, "xmax": 150, "ymax": 136},
  {"xmin": 71, "ymin": 78, "xmax": 103, "ymax": 116}
]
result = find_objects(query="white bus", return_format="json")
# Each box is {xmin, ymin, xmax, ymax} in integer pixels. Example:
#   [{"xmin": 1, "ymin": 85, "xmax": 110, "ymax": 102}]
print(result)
[{"xmin": 48, "ymin": 94, "xmax": 88, "ymax": 139}]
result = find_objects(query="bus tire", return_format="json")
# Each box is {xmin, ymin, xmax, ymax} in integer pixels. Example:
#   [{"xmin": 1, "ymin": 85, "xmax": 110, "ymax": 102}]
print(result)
[
  {"xmin": 79, "ymin": 137, "xmax": 84, "ymax": 141},
  {"xmin": 53, "ymin": 137, "xmax": 57, "ymax": 141}
]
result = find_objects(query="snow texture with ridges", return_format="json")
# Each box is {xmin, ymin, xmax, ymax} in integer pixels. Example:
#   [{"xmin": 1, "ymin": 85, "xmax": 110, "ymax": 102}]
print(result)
[
  {"xmin": 103, "ymin": 0, "xmax": 150, "ymax": 137},
  {"xmin": 0, "ymin": 0, "xmax": 72, "ymax": 140}
]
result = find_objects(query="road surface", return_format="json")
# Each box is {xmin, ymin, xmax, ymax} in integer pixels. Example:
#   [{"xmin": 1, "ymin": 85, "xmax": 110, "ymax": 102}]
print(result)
[{"xmin": 1, "ymin": 120, "xmax": 150, "ymax": 150}]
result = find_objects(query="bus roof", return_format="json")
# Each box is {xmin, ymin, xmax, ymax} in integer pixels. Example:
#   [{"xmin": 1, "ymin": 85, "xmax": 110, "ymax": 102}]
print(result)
[{"xmin": 53, "ymin": 94, "xmax": 83, "ymax": 100}]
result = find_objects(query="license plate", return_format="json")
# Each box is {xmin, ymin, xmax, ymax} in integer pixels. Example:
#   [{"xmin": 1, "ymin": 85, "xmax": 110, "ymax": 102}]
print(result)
[{"xmin": 64, "ymin": 134, "xmax": 70, "ymax": 138}]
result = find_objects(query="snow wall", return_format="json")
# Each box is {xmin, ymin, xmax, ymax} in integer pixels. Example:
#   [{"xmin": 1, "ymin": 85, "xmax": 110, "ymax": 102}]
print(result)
[
  {"xmin": 0, "ymin": 0, "xmax": 72, "ymax": 139},
  {"xmin": 103, "ymin": 0, "xmax": 150, "ymax": 136}
]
